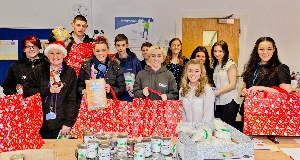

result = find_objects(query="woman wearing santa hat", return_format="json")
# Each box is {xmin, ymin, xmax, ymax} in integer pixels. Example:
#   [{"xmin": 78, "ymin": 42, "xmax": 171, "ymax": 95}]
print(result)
[{"xmin": 23, "ymin": 41, "xmax": 78, "ymax": 139}]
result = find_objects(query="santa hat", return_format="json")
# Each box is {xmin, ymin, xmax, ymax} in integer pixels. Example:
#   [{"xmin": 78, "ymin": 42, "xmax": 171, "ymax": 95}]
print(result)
[{"xmin": 44, "ymin": 41, "xmax": 67, "ymax": 57}]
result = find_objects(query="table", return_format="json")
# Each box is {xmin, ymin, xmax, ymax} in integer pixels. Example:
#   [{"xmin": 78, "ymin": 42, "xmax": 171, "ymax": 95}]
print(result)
[{"xmin": 42, "ymin": 136, "xmax": 300, "ymax": 160}]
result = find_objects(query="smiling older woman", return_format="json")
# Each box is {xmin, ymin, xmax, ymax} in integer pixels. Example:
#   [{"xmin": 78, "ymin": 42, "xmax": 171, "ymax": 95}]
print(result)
[{"xmin": 23, "ymin": 41, "xmax": 78, "ymax": 139}]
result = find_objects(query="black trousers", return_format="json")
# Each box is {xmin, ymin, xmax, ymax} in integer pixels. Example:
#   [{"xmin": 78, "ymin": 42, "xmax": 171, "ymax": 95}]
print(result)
[
  {"xmin": 40, "ymin": 128, "xmax": 61, "ymax": 139},
  {"xmin": 215, "ymin": 99, "xmax": 239, "ymax": 128}
]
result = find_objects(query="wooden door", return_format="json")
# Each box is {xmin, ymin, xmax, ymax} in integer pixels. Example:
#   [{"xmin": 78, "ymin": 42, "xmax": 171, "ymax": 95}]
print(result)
[{"xmin": 182, "ymin": 18, "xmax": 240, "ymax": 64}]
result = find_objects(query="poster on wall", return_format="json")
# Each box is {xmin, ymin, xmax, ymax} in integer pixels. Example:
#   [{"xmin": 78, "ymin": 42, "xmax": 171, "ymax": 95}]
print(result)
[
  {"xmin": 0, "ymin": 40, "xmax": 18, "ymax": 60},
  {"xmin": 115, "ymin": 17, "xmax": 154, "ymax": 60}
]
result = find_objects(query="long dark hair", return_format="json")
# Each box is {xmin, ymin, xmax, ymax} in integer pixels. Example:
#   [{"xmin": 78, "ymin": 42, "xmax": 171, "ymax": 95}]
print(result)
[
  {"xmin": 241, "ymin": 37, "xmax": 280, "ymax": 80},
  {"xmin": 190, "ymin": 46, "xmax": 211, "ymax": 70},
  {"xmin": 211, "ymin": 40, "xmax": 229, "ymax": 69},
  {"xmin": 164, "ymin": 38, "xmax": 185, "ymax": 67}
]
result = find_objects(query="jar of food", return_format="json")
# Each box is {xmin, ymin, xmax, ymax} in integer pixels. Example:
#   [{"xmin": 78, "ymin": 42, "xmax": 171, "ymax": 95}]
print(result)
[
  {"xmin": 161, "ymin": 137, "xmax": 171, "ymax": 155},
  {"xmin": 134, "ymin": 143, "xmax": 145, "ymax": 160},
  {"xmin": 117, "ymin": 133, "xmax": 128, "ymax": 151},
  {"xmin": 127, "ymin": 140, "xmax": 135, "ymax": 157},
  {"xmin": 87, "ymin": 139, "xmax": 99, "ymax": 159},
  {"xmin": 99, "ymin": 144, "xmax": 111, "ymax": 159},
  {"xmin": 111, "ymin": 138, "xmax": 118, "ymax": 150},
  {"xmin": 77, "ymin": 144, "xmax": 87, "ymax": 160},
  {"xmin": 151, "ymin": 136, "xmax": 161, "ymax": 153},
  {"xmin": 141, "ymin": 138, "xmax": 152, "ymax": 157},
  {"xmin": 83, "ymin": 131, "xmax": 94, "ymax": 144}
]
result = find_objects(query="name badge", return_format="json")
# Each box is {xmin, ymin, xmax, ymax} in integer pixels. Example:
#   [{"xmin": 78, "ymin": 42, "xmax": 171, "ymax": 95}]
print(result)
[{"xmin": 46, "ymin": 112, "xmax": 56, "ymax": 120}]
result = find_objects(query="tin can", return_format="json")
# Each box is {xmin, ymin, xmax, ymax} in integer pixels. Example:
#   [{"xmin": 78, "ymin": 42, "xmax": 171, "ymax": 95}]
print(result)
[
  {"xmin": 10, "ymin": 154, "xmax": 24, "ymax": 160},
  {"xmin": 83, "ymin": 131, "xmax": 94, "ymax": 144},
  {"xmin": 97, "ymin": 135, "xmax": 108, "ymax": 144},
  {"xmin": 134, "ymin": 143, "xmax": 145, "ymax": 160},
  {"xmin": 117, "ymin": 134, "xmax": 128, "ymax": 151},
  {"xmin": 110, "ymin": 150, "xmax": 116, "ymax": 159},
  {"xmin": 95, "ymin": 132, "xmax": 105, "ymax": 140},
  {"xmin": 99, "ymin": 144, "xmax": 111, "ymax": 160},
  {"xmin": 87, "ymin": 139, "xmax": 99, "ymax": 158},
  {"xmin": 141, "ymin": 138, "xmax": 152, "ymax": 157},
  {"xmin": 77, "ymin": 144, "xmax": 87, "ymax": 160},
  {"xmin": 151, "ymin": 136, "xmax": 161, "ymax": 153},
  {"xmin": 164, "ymin": 153, "xmax": 173, "ymax": 160},
  {"xmin": 127, "ymin": 140, "xmax": 135, "ymax": 157},
  {"xmin": 111, "ymin": 138, "xmax": 118, "ymax": 150},
  {"xmin": 161, "ymin": 137, "xmax": 171, "ymax": 155}
]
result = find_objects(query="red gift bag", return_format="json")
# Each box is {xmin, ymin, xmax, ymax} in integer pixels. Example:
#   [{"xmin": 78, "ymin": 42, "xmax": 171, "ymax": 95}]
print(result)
[
  {"xmin": 244, "ymin": 87, "xmax": 300, "ymax": 136},
  {"xmin": 131, "ymin": 88, "xmax": 183, "ymax": 137},
  {"xmin": 70, "ymin": 87, "xmax": 131, "ymax": 138},
  {"xmin": 65, "ymin": 42, "xmax": 94, "ymax": 76},
  {"xmin": 0, "ymin": 93, "xmax": 44, "ymax": 152}
]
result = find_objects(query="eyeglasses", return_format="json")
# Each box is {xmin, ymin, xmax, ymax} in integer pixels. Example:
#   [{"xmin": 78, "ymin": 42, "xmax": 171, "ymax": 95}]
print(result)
[{"xmin": 25, "ymin": 45, "xmax": 38, "ymax": 50}]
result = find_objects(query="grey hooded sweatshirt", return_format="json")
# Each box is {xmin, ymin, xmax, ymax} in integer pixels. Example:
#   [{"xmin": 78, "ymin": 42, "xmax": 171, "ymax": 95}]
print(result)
[{"xmin": 133, "ymin": 65, "xmax": 178, "ymax": 100}]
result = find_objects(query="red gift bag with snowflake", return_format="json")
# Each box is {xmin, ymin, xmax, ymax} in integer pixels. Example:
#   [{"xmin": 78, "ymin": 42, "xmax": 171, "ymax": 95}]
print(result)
[
  {"xmin": 70, "ymin": 87, "xmax": 131, "ymax": 138},
  {"xmin": 0, "ymin": 93, "xmax": 44, "ymax": 152},
  {"xmin": 131, "ymin": 88, "xmax": 183, "ymax": 137},
  {"xmin": 65, "ymin": 42, "xmax": 94, "ymax": 76},
  {"xmin": 244, "ymin": 87, "xmax": 300, "ymax": 136}
]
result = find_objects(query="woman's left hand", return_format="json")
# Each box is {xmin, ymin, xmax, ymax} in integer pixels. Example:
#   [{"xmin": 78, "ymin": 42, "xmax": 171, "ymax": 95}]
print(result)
[
  {"xmin": 62, "ymin": 125, "xmax": 71, "ymax": 136},
  {"xmin": 105, "ymin": 84, "xmax": 111, "ymax": 93},
  {"xmin": 248, "ymin": 86, "xmax": 264, "ymax": 96},
  {"xmin": 161, "ymin": 94, "xmax": 167, "ymax": 101}
]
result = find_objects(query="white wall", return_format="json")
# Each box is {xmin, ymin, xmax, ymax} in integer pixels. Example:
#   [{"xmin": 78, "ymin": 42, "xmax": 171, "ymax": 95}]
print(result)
[
  {"xmin": 1, "ymin": 0, "xmax": 299, "ymax": 95},
  {"xmin": 1, "ymin": 0, "xmax": 299, "ymax": 70}
]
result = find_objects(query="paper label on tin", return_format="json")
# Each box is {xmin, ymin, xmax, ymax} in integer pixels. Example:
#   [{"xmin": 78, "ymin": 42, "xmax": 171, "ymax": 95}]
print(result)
[
  {"xmin": 99, "ymin": 147, "xmax": 110, "ymax": 159},
  {"xmin": 117, "ymin": 137, "xmax": 128, "ymax": 151},
  {"xmin": 151, "ymin": 139, "xmax": 161, "ymax": 152},
  {"xmin": 142, "ymin": 141, "xmax": 152, "ymax": 157},
  {"xmin": 161, "ymin": 139, "xmax": 171, "ymax": 155},
  {"xmin": 87, "ymin": 143, "xmax": 98, "ymax": 158},
  {"xmin": 134, "ymin": 146, "xmax": 145, "ymax": 160}
]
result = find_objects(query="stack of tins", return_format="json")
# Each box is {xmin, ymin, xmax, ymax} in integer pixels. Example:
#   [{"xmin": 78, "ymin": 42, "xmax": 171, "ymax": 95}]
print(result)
[{"xmin": 75, "ymin": 132, "xmax": 176, "ymax": 160}]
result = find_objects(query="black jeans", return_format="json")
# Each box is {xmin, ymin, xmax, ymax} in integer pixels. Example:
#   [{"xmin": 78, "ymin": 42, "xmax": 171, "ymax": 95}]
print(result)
[
  {"xmin": 215, "ymin": 99, "xmax": 239, "ymax": 128},
  {"xmin": 40, "ymin": 128, "xmax": 61, "ymax": 139}
]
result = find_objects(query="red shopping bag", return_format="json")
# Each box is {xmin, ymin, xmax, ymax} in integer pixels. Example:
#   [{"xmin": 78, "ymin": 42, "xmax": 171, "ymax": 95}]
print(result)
[
  {"xmin": 131, "ymin": 88, "xmax": 183, "ymax": 137},
  {"xmin": 70, "ymin": 87, "xmax": 131, "ymax": 138},
  {"xmin": 0, "ymin": 93, "xmax": 44, "ymax": 152},
  {"xmin": 244, "ymin": 87, "xmax": 300, "ymax": 136},
  {"xmin": 65, "ymin": 42, "xmax": 94, "ymax": 76}
]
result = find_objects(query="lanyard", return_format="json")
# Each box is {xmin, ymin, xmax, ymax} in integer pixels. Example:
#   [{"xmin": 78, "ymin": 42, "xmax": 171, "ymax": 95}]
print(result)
[
  {"xmin": 50, "ymin": 94, "xmax": 57, "ymax": 113},
  {"xmin": 252, "ymin": 64, "xmax": 260, "ymax": 87}
]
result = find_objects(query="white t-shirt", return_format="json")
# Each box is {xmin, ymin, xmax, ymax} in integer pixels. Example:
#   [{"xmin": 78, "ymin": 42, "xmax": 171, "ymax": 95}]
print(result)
[
  {"xmin": 179, "ymin": 84, "xmax": 215, "ymax": 122},
  {"xmin": 213, "ymin": 59, "xmax": 239, "ymax": 105}
]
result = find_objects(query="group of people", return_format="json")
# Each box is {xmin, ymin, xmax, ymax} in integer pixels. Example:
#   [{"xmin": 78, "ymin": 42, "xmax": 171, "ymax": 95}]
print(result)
[{"xmin": 1, "ymin": 15, "xmax": 292, "ymax": 139}]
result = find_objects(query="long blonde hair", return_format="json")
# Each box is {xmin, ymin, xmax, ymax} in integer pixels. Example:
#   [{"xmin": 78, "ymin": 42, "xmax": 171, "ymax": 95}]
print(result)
[{"xmin": 180, "ymin": 59, "xmax": 208, "ymax": 97}]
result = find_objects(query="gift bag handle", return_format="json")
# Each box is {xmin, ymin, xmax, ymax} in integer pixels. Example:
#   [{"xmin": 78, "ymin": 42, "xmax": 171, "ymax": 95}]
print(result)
[
  {"xmin": 263, "ymin": 86, "xmax": 290, "ymax": 99},
  {"xmin": 110, "ymin": 86, "xmax": 117, "ymax": 101}
]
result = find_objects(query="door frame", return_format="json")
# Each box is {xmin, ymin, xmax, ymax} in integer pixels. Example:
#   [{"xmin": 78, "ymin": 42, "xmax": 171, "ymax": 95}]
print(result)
[{"xmin": 175, "ymin": 11, "xmax": 248, "ymax": 74}]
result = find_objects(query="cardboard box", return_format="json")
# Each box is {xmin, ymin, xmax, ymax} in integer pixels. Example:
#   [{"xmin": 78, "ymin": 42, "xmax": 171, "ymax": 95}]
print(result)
[
  {"xmin": 0, "ymin": 149, "xmax": 57, "ymax": 160},
  {"xmin": 178, "ymin": 121, "xmax": 254, "ymax": 159}
]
